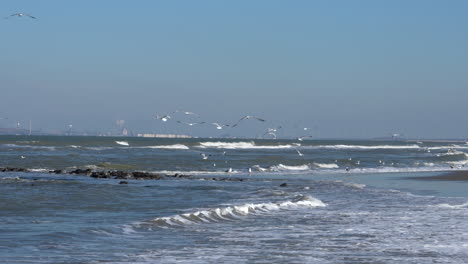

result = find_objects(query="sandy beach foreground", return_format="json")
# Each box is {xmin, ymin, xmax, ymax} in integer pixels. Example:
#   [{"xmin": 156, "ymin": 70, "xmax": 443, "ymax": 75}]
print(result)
[{"xmin": 405, "ymin": 170, "xmax": 468, "ymax": 181}]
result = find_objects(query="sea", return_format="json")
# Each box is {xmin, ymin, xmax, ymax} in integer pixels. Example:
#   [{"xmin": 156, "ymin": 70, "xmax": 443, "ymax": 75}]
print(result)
[{"xmin": 1, "ymin": 135, "xmax": 467, "ymax": 263}]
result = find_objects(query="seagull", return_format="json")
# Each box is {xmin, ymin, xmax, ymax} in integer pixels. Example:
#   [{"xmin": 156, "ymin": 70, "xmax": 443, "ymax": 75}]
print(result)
[
  {"xmin": 267, "ymin": 126, "xmax": 282, "ymax": 133},
  {"xmin": 295, "ymin": 149, "xmax": 304, "ymax": 157},
  {"xmin": 155, "ymin": 114, "xmax": 171, "ymax": 122},
  {"xmin": 297, "ymin": 136, "xmax": 313, "ymax": 141},
  {"xmin": 264, "ymin": 132, "xmax": 277, "ymax": 139},
  {"xmin": 212, "ymin": 122, "xmax": 229, "ymax": 130},
  {"xmin": 200, "ymin": 153, "xmax": 211, "ymax": 160},
  {"xmin": 5, "ymin": 13, "xmax": 36, "ymax": 19},
  {"xmin": 177, "ymin": 121, "xmax": 205, "ymax": 126},
  {"xmin": 174, "ymin": 110, "xmax": 199, "ymax": 116},
  {"xmin": 231, "ymin": 115, "xmax": 266, "ymax": 127}
]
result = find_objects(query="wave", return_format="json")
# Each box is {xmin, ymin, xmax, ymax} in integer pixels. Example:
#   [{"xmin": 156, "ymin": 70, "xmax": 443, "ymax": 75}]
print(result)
[
  {"xmin": 313, "ymin": 163, "xmax": 339, "ymax": 169},
  {"xmin": 149, "ymin": 195, "xmax": 325, "ymax": 227},
  {"xmin": 115, "ymin": 141, "xmax": 129, "ymax": 146},
  {"xmin": 135, "ymin": 144, "xmax": 190, "ymax": 150},
  {"xmin": 0, "ymin": 144, "xmax": 56, "ymax": 150},
  {"xmin": 197, "ymin": 141, "xmax": 296, "ymax": 149},
  {"xmin": 434, "ymin": 203, "xmax": 468, "ymax": 209},
  {"xmin": 309, "ymin": 144, "xmax": 421, "ymax": 150},
  {"xmin": 269, "ymin": 164, "xmax": 311, "ymax": 171}
]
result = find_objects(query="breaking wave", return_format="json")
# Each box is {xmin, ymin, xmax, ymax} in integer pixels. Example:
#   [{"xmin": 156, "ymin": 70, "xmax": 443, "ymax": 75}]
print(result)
[
  {"xmin": 310, "ymin": 144, "xmax": 421, "ymax": 150},
  {"xmin": 197, "ymin": 141, "xmax": 296, "ymax": 149},
  {"xmin": 136, "ymin": 144, "xmax": 190, "ymax": 150},
  {"xmin": 269, "ymin": 164, "xmax": 311, "ymax": 171},
  {"xmin": 148, "ymin": 195, "xmax": 325, "ymax": 227},
  {"xmin": 313, "ymin": 163, "xmax": 339, "ymax": 169},
  {"xmin": 434, "ymin": 203, "xmax": 468, "ymax": 210}
]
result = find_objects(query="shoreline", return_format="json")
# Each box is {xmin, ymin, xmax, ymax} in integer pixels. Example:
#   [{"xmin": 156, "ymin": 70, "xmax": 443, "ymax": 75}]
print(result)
[{"xmin": 405, "ymin": 170, "xmax": 468, "ymax": 181}]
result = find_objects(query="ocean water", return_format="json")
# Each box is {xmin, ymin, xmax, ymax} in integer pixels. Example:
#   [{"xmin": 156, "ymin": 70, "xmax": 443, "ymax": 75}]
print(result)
[{"xmin": 1, "ymin": 135, "xmax": 467, "ymax": 263}]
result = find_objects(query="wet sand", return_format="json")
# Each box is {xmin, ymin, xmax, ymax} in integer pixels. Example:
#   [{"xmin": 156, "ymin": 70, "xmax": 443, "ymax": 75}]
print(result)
[{"xmin": 405, "ymin": 171, "xmax": 468, "ymax": 181}]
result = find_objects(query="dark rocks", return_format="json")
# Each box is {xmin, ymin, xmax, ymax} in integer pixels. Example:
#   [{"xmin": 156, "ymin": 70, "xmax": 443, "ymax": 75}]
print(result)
[
  {"xmin": 0, "ymin": 167, "xmax": 29, "ymax": 172},
  {"xmin": 280, "ymin": 183, "xmax": 288, "ymax": 187},
  {"xmin": 0, "ymin": 166, "xmax": 252, "ymax": 183},
  {"xmin": 69, "ymin": 168, "xmax": 92, "ymax": 175}
]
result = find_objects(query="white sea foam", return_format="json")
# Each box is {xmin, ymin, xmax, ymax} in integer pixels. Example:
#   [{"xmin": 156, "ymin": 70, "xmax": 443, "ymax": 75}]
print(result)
[
  {"xmin": 269, "ymin": 164, "xmax": 311, "ymax": 171},
  {"xmin": 345, "ymin": 183, "xmax": 366, "ymax": 189},
  {"xmin": 136, "ymin": 144, "xmax": 190, "ymax": 150},
  {"xmin": 29, "ymin": 168, "xmax": 49, "ymax": 172},
  {"xmin": 313, "ymin": 163, "xmax": 339, "ymax": 169},
  {"xmin": 434, "ymin": 203, "xmax": 468, "ymax": 209},
  {"xmin": 197, "ymin": 141, "xmax": 296, "ymax": 149},
  {"xmin": 310, "ymin": 144, "xmax": 421, "ymax": 150},
  {"xmin": 115, "ymin": 141, "xmax": 130, "ymax": 146},
  {"xmin": 251, "ymin": 165, "xmax": 268, "ymax": 172},
  {"xmin": 0, "ymin": 144, "xmax": 56, "ymax": 150},
  {"xmin": 87, "ymin": 147, "xmax": 114, "ymax": 151},
  {"xmin": 150, "ymin": 195, "xmax": 325, "ymax": 227},
  {"xmin": 429, "ymin": 145, "xmax": 468, "ymax": 150}
]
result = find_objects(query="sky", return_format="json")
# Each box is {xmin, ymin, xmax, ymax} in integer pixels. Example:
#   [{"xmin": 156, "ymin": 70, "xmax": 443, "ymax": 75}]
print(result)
[{"xmin": 1, "ymin": 0, "xmax": 468, "ymax": 139}]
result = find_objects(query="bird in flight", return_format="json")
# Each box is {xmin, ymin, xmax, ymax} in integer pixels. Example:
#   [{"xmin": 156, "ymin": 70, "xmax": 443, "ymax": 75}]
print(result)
[
  {"xmin": 177, "ymin": 121, "xmax": 205, "ymax": 126},
  {"xmin": 295, "ymin": 149, "xmax": 304, "ymax": 157},
  {"xmin": 155, "ymin": 114, "xmax": 171, "ymax": 122},
  {"xmin": 200, "ymin": 153, "xmax": 211, "ymax": 160},
  {"xmin": 5, "ymin": 13, "xmax": 36, "ymax": 19},
  {"xmin": 212, "ymin": 123, "xmax": 229, "ymax": 130},
  {"xmin": 264, "ymin": 132, "xmax": 277, "ymax": 139},
  {"xmin": 174, "ymin": 110, "xmax": 199, "ymax": 116},
  {"xmin": 231, "ymin": 115, "xmax": 266, "ymax": 127}
]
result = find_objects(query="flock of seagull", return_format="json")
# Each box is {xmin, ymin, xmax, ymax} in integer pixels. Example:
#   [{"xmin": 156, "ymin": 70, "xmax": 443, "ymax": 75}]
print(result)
[
  {"xmin": 153, "ymin": 110, "xmax": 314, "ymax": 163},
  {"xmin": 154, "ymin": 110, "xmax": 313, "ymax": 141}
]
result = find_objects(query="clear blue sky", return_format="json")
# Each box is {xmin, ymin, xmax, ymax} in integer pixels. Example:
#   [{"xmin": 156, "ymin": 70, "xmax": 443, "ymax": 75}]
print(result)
[{"xmin": 1, "ymin": 0, "xmax": 467, "ymax": 138}]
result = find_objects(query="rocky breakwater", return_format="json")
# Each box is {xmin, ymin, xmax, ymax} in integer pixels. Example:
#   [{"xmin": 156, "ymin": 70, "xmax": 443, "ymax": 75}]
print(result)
[{"xmin": 0, "ymin": 167, "xmax": 247, "ymax": 182}]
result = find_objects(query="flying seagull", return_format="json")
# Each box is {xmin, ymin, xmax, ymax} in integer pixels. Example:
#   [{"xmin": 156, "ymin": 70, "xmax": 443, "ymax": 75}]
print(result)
[
  {"xmin": 231, "ymin": 115, "xmax": 266, "ymax": 127},
  {"xmin": 212, "ymin": 122, "xmax": 229, "ymax": 130},
  {"xmin": 5, "ymin": 13, "xmax": 36, "ymax": 19},
  {"xmin": 177, "ymin": 121, "xmax": 205, "ymax": 126},
  {"xmin": 295, "ymin": 149, "xmax": 304, "ymax": 157},
  {"xmin": 200, "ymin": 153, "xmax": 211, "ymax": 160},
  {"xmin": 174, "ymin": 110, "xmax": 199, "ymax": 116},
  {"xmin": 155, "ymin": 114, "xmax": 171, "ymax": 122},
  {"xmin": 264, "ymin": 132, "xmax": 277, "ymax": 139}
]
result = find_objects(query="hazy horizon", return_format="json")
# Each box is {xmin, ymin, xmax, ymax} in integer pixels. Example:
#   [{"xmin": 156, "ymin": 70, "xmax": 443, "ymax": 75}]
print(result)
[{"xmin": 2, "ymin": 1, "xmax": 468, "ymax": 139}]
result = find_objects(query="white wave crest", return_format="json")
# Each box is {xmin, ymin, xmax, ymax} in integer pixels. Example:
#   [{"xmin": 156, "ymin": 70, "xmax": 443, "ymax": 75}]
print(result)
[
  {"xmin": 311, "ymin": 144, "xmax": 420, "ymax": 150},
  {"xmin": 313, "ymin": 163, "xmax": 339, "ymax": 169},
  {"xmin": 115, "ymin": 141, "xmax": 129, "ymax": 146},
  {"xmin": 269, "ymin": 164, "xmax": 311, "ymax": 171},
  {"xmin": 137, "ymin": 144, "xmax": 190, "ymax": 150},
  {"xmin": 434, "ymin": 203, "xmax": 468, "ymax": 209},
  {"xmin": 151, "ymin": 195, "xmax": 325, "ymax": 227},
  {"xmin": 197, "ymin": 141, "xmax": 295, "ymax": 149}
]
